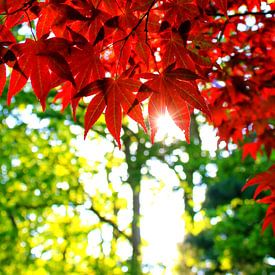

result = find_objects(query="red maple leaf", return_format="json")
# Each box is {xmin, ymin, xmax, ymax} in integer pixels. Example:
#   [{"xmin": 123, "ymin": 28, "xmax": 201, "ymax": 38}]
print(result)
[
  {"xmin": 55, "ymin": 34, "xmax": 105, "ymax": 117},
  {"xmin": 75, "ymin": 76, "xmax": 147, "ymax": 148},
  {"xmin": 0, "ymin": 63, "xmax": 5, "ymax": 96},
  {"xmin": 215, "ymin": 0, "xmax": 227, "ymax": 16},
  {"xmin": 242, "ymin": 141, "xmax": 261, "ymax": 160},
  {"xmin": 3, "ymin": 0, "xmax": 40, "ymax": 29},
  {"xmin": 137, "ymin": 63, "xmax": 210, "ymax": 142},
  {"xmin": 160, "ymin": 30, "xmax": 196, "ymax": 70},
  {"xmin": 242, "ymin": 165, "xmax": 275, "ymax": 235},
  {"xmin": 8, "ymin": 37, "xmax": 73, "ymax": 110}
]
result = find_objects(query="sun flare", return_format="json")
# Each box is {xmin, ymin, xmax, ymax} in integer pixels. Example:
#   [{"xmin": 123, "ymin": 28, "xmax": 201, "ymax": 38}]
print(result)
[
  {"xmin": 155, "ymin": 112, "xmax": 186, "ymax": 142},
  {"xmin": 156, "ymin": 112, "xmax": 173, "ymax": 129}
]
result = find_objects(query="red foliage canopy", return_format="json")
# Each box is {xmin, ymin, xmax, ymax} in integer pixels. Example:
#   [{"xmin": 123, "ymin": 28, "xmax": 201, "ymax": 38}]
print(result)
[{"xmin": 0, "ymin": 0, "xmax": 274, "ymax": 233}]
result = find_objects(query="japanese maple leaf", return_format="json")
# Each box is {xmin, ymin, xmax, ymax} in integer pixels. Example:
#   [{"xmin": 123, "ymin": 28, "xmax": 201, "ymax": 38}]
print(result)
[
  {"xmin": 242, "ymin": 165, "xmax": 275, "ymax": 199},
  {"xmin": 4, "ymin": 0, "xmax": 40, "ymax": 29},
  {"xmin": 0, "ymin": 63, "xmax": 5, "ymax": 96},
  {"xmin": 8, "ymin": 37, "xmax": 74, "ymax": 110},
  {"xmin": 55, "ymin": 33, "xmax": 105, "ymax": 118},
  {"xmin": 68, "ymin": 1, "xmax": 111, "ymax": 44},
  {"xmin": 0, "ymin": 46, "xmax": 14, "ymax": 96},
  {"xmin": 138, "ymin": 63, "xmax": 210, "ymax": 142},
  {"xmin": 0, "ymin": 24, "xmax": 16, "ymax": 96},
  {"xmin": 242, "ymin": 165, "xmax": 275, "ymax": 235},
  {"xmin": 65, "ymin": 30, "xmax": 105, "ymax": 88},
  {"xmin": 242, "ymin": 141, "xmax": 261, "ymax": 160},
  {"xmin": 259, "ymin": 196, "xmax": 275, "ymax": 235},
  {"xmin": 36, "ymin": 1, "xmax": 87, "ymax": 38},
  {"xmin": 36, "ymin": 2, "xmax": 57, "ymax": 39},
  {"xmin": 215, "ymin": 0, "xmax": 227, "ymax": 15},
  {"xmin": 75, "ymin": 76, "xmax": 146, "ymax": 148},
  {"xmin": 0, "ymin": 24, "xmax": 16, "ymax": 44},
  {"xmin": 160, "ymin": 30, "xmax": 195, "ymax": 70},
  {"xmin": 159, "ymin": 0, "xmax": 199, "ymax": 24}
]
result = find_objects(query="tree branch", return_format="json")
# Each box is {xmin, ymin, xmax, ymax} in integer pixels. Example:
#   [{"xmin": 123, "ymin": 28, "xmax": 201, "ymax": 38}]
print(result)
[
  {"xmin": 211, "ymin": 10, "xmax": 275, "ymax": 42},
  {"xmin": 0, "ymin": 0, "xmax": 35, "ymax": 16},
  {"xmin": 102, "ymin": 0, "xmax": 157, "ymax": 54},
  {"xmin": 208, "ymin": 10, "xmax": 275, "ymax": 18},
  {"xmin": 144, "ymin": 4, "xmax": 160, "ymax": 73},
  {"xmin": 11, "ymin": 201, "xmax": 130, "ymax": 241},
  {"xmin": 7, "ymin": 210, "xmax": 18, "ymax": 234},
  {"xmin": 89, "ymin": 205, "xmax": 131, "ymax": 241}
]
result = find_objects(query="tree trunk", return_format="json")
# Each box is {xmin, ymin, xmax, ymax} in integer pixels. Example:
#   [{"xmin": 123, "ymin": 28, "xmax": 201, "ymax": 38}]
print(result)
[
  {"xmin": 131, "ymin": 185, "xmax": 141, "ymax": 274},
  {"xmin": 124, "ymin": 133, "xmax": 142, "ymax": 275}
]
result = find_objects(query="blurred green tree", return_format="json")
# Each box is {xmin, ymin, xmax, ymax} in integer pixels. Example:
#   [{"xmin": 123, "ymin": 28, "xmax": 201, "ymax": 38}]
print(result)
[
  {"xmin": 176, "ymin": 146, "xmax": 275, "ymax": 274},
  {"xmin": 0, "ymin": 90, "xmax": 134, "ymax": 274}
]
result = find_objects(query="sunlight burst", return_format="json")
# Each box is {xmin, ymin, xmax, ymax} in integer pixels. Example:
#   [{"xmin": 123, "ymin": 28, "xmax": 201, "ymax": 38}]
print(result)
[{"xmin": 155, "ymin": 112, "xmax": 186, "ymax": 142}]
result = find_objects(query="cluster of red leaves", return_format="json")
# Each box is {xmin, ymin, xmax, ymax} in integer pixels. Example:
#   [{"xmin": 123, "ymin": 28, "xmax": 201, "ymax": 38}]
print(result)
[
  {"xmin": 242, "ymin": 165, "xmax": 275, "ymax": 236},
  {"xmin": 201, "ymin": 1, "xmax": 275, "ymax": 160},
  {"xmin": 199, "ymin": 2, "xmax": 275, "ymax": 234},
  {"xmin": 0, "ymin": 0, "xmax": 221, "ymax": 147}
]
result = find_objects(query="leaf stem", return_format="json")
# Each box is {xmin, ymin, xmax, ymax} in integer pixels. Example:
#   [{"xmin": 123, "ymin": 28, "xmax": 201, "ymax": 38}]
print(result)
[
  {"xmin": 108, "ymin": 0, "xmax": 157, "ymax": 76},
  {"xmin": 208, "ymin": 10, "xmax": 275, "ymax": 18},
  {"xmin": 25, "ymin": 10, "xmax": 37, "ymax": 41}
]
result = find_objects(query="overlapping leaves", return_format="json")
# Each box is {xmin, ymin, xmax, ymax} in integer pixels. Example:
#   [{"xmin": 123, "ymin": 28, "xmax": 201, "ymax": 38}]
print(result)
[
  {"xmin": 137, "ymin": 63, "xmax": 210, "ymax": 142},
  {"xmin": 74, "ymin": 75, "xmax": 147, "ymax": 148},
  {"xmin": 242, "ymin": 165, "xmax": 275, "ymax": 235},
  {"xmin": 0, "ymin": 0, "xmax": 213, "ymax": 146},
  {"xmin": 7, "ymin": 37, "xmax": 73, "ymax": 110}
]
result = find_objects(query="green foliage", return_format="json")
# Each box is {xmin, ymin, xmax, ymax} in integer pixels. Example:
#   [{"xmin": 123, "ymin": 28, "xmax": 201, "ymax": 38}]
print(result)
[
  {"xmin": 1, "ymin": 89, "xmax": 275, "ymax": 274},
  {"xmin": 0, "ymin": 91, "xmax": 130, "ymax": 274},
  {"xmin": 177, "ymin": 148, "xmax": 275, "ymax": 274}
]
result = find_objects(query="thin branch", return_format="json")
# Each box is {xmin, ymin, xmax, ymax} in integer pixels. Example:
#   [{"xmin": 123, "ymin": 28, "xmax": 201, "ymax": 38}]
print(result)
[
  {"xmin": 211, "ymin": 10, "xmax": 275, "ymax": 42},
  {"xmin": 0, "ymin": 0, "xmax": 35, "ymax": 16},
  {"xmin": 144, "ymin": 6, "xmax": 160, "ymax": 73},
  {"xmin": 7, "ymin": 211, "xmax": 18, "ymax": 234},
  {"xmin": 102, "ymin": 0, "xmax": 157, "ymax": 73},
  {"xmin": 25, "ymin": 10, "xmax": 37, "ymax": 41},
  {"xmin": 119, "ymin": 0, "xmax": 157, "ymax": 43},
  {"xmin": 13, "ymin": 201, "xmax": 130, "ymax": 240},
  {"xmin": 112, "ymin": 0, "xmax": 156, "ymax": 75},
  {"xmin": 89, "ymin": 205, "xmax": 131, "ymax": 241},
  {"xmin": 208, "ymin": 10, "xmax": 275, "ymax": 18}
]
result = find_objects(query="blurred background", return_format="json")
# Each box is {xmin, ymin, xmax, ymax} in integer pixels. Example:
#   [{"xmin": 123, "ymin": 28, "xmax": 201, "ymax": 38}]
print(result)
[{"xmin": 0, "ymin": 87, "xmax": 275, "ymax": 275}]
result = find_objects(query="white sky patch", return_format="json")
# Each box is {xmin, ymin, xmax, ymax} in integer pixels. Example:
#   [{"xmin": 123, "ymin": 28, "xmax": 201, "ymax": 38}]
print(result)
[
  {"xmin": 237, "ymin": 23, "xmax": 248, "ymax": 32},
  {"xmin": 141, "ymin": 161, "xmax": 185, "ymax": 274},
  {"xmin": 18, "ymin": 23, "xmax": 34, "ymax": 36},
  {"xmin": 206, "ymin": 163, "xmax": 218, "ymax": 178},
  {"xmin": 245, "ymin": 16, "xmax": 256, "ymax": 27},
  {"xmin": 141, "ymin": 185, "xmax": 185, "ymax": 274},
  {"xmin": 199, "ymin": 124, "xmax": 219, "ymax": 157},
  {"xmin": 193, "ymin": 184, "xmax": 207, "ymax": 212},
  {"xmin": 155, "ymin": 111, "xmax": 186, "ymax": 143}
]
